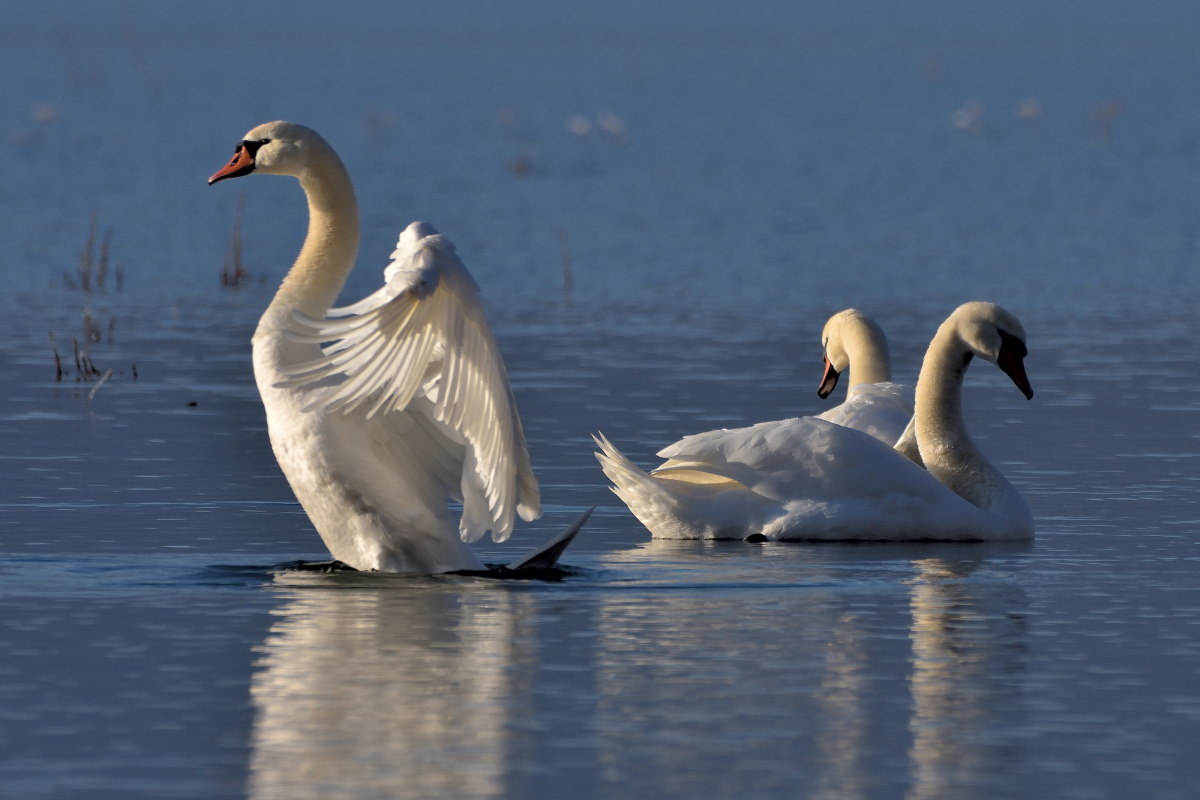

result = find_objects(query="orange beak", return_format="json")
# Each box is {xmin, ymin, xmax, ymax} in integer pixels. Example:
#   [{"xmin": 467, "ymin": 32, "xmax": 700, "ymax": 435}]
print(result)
[
  {"xmin": 208, "ymin": 144, "xmax": 255, "ymax": 185},
  {"xmin": 817, "ymin": 356, "xmax": 840, "ymax": 399}
]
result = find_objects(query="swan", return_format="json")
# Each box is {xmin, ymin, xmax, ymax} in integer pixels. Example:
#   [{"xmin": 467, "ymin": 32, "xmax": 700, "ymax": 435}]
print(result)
[
  {"xmin": 209, "ymin": 120, "xmax": 587, "ymax": 573},
  {"xmin": 814, "ymin": 308, "xmax": 913, "ymax": 446},
  {"xmin": 594, "ymin": 301, "xmax": 1034, "ymax": 541}
]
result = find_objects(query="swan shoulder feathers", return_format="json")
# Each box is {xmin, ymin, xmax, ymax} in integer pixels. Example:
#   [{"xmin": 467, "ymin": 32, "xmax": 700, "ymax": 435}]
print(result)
[
  {"xmin": 815, "ymin": 381, "xmax": 913, "ymax": 445},
  {"xmin": 283, "ymin": 221, "xmax": 540, "ymax": 543}
]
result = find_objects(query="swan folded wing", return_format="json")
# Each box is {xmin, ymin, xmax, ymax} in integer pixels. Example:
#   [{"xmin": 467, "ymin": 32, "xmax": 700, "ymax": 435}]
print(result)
[
  {"xmin": 283, "ymin": 228, "xmax": 540, "ymax": 543},
  {"xmin": 658, "ymin": 417, "xmax": 942, "ymax": 503}
]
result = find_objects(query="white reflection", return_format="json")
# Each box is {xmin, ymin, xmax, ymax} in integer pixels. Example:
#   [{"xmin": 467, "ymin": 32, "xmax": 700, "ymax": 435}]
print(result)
[
  {"xmin": 812, "ymin": 611, "xmax": 868, "ymax": 800},
  {"xmin": 905, "ymin": 558, "xmax": 1027, "ymax": 800},
  {"xmin": 590, "ymin": 542, "xmax": 1028, "ymax": 797},
  {"xmin": 247, "ymin": 581, "xmax": 532, "ymax": 800}
]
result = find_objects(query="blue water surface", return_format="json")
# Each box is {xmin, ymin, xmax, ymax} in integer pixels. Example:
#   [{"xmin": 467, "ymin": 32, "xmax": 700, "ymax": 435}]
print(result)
[{"xmin": 1, "ymin": 1, "xmax": 1198, "ymax": 798}]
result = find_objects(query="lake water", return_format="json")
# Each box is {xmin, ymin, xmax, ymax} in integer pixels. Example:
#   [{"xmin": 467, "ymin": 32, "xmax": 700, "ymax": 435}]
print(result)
[{"xmin": 2, "ymin": 1, "xmax": 1198, "ymax": 798}]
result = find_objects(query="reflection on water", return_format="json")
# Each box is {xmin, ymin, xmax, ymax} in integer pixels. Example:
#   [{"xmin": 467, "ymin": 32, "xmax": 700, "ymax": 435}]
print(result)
[
  {"xmin": 249, "ymin": 548, "xmax": 1040, "ymax": 798},
  {"xmin": 906, "ymin": 559, "xmax": 1028, "ymax": 800},
  {"xmin": 586, "ymin": 544, "xmax": 1032, "ymax": 798},
  {"xmin": 248, "ymin": 579, "xmax": 535, "ymax": 800},
  {"xmin": 813, "ymin": 609, "xmax": 868, "ymax": 800}
]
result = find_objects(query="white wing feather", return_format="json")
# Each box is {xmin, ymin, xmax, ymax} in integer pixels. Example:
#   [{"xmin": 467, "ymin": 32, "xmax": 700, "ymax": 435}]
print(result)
[
  {"xmin": 814, "ymin": 381, "xmax": 914, "ymax": 446},
  {"xmin": 283, "ymin": 222, "xmax": 540, "ymax": 543}
]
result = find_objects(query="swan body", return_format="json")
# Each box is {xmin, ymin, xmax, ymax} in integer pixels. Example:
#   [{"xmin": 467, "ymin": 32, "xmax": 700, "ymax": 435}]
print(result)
[
  {"xmin": 595, "ymin": 302, "xmax": 1034, "ymax": 542},
  {"xmin": 210, "ymin": 121, "xmax": 546, "ymax": 573},
  {"xmin": 814, "ymin": 308, "xmax": 913, "ymax": 446}
]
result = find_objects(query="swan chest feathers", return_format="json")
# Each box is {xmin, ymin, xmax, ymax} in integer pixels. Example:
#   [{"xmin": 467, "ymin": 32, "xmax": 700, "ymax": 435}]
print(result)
[{"xmin": 253, "ymin": 360, "xmax": 482, "ymax": 573}]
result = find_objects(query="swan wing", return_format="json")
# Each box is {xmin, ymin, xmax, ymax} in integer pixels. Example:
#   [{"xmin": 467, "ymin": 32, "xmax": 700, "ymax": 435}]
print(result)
[
  {"xmin": 601, "ymin": 419, "xmax": 1000, "ymax": 540},
  {"xmin": 656, "ymin": 417, "xmax": 892, "ymax": 499},
  {"xmin": 656, "ymin": 417, "xmax": 980, "ymax": 531},
  {"xmin": 283, "ymin": 221, "xmax": 540, "ymax": 543}
]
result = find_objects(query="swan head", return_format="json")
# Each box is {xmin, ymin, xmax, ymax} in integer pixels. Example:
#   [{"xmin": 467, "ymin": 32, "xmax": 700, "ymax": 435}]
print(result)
[
  {"xmin": 950, "ymin": 301, "xmax": 1033, "ymax": 400},
  {"xmin": 817, "ymin": 308, "xmax": 888, "ymax": 398},
  {"xmin": 208, "ymin": 121, "xmax": 333, "ymax": 185}
]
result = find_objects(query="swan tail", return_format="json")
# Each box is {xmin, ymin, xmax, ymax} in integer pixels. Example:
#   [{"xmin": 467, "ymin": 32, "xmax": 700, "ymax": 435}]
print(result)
[
  {"xmin": 594, "ymin": 432, "xmax": 695, "ymax": 537},
  {"xmin": 506, "ymin": 507, "xmax": 593, "ymax": 570}
]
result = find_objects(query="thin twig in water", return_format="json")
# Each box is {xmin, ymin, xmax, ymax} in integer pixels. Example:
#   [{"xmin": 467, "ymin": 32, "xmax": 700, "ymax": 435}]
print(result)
[
  {"xmin": 76, "ymin": 211, "xmax": 97, "ymax": 291},
  {"xmin": 72, "ymin": 212, "xmax": 116, "ymax": 292},
  {"xmin": 50, "ymin": 331, "xmax": 64, "ymax": 381},
  {"xmin": 221, "ymin": 193, "xmax": 249, "ymax": 288},
  {"xmin": 72, "ymin": 337, "xmax": 104, "ymax": 381},
  {"xmin": 83, "ymin": 308, "xmax": 102, "ymax": 344},
  {"xmin": 87, "ymin": 369, "xmax": 114, "ymax": 402}
]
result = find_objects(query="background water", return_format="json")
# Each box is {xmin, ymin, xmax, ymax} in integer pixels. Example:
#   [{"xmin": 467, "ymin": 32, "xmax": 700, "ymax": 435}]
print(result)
[{"xmin": 1, "ymin": 1, "xmax": 1198, "ymax": 798}]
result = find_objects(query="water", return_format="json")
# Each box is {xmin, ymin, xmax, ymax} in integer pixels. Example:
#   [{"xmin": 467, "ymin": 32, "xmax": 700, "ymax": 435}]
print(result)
[{"xmin": 2, "ymin": 1, "xmax": 1199, "ymax": 797}]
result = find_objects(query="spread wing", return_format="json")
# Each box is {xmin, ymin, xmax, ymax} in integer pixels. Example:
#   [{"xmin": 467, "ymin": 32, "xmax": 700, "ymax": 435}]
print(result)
[{"xmin": 283, "ymin": 221, "xmax": 540, "ymax": 543}]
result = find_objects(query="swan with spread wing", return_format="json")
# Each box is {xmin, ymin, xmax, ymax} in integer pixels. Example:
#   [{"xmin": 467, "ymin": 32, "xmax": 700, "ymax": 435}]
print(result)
[{"xmin": 210, "ymin": 121, "xmax": 585, "ymax": 573}]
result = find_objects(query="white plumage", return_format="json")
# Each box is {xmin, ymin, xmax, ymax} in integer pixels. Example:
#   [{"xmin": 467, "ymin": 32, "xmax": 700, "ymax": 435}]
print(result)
[
  {"xmin": 284, "ymin": 224, "xmax": 538, "ymax": 544},
  {"xmin": 596, "ymin": 302, "xmax": 1035, "ymax": 542},
  {"xmin": 210, "ymin": 121, "xmax": 546, "ymax": 573}
]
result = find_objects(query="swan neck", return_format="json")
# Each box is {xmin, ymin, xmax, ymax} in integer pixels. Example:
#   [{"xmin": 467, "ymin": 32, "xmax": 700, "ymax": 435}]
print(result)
[
  {"xmin": 914, "ymin": 325, "xmax": 989, "ymax": 504},
  {"xmin": 845, "ymin": 324, "xmax": 891, "ymax": 386},
  {"xmin": 916, "ymin": 335, "xmax": 967, "ymax": 446},
  {"xmin": 266, "ymin": 154, "xmax": 360, "ymax": 326}
]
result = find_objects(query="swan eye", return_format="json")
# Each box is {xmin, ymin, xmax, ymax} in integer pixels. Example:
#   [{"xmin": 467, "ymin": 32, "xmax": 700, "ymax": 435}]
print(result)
[
  {"xmin": 997, "ymin": 329, "xmax": 1027, "ymax": 358},
  {"xmin": 242, "ymin": 138, "xmax": 271, "ymax": 158}
]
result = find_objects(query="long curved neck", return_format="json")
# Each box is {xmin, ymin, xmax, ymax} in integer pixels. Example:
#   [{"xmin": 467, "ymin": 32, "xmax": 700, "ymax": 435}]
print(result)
[
  {"xmin": 259, "ymin": 153, "xmax": 360, "ymax": 333},
  {"xmin": 914, "ymin": 324, "xmax": 998, "ymax": 509},
  {"xmin": 845, "ymin": 324, "xmax": 891, "ymax": 387}
]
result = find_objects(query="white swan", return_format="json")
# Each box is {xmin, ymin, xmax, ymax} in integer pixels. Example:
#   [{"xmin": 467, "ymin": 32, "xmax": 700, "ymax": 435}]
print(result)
[
  {"xmin": 209, "ymin": 121, "xmax": 584, "ymax": 573},
  {"xmin": 814, "ymin": 308, "xmax": 913, "ymax": 446},
  {"xmin": 595, "ymin": 302, "xmax": 1035, "ymax": 541}
]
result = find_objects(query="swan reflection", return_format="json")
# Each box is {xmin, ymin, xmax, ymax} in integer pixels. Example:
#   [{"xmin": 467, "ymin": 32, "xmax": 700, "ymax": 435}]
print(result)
[
  {"xmin": 247, "ymin": 578, "xmax": 534, "ymax": 800},
  {"xmin": 905, "ymin": 558, "xmax": 1028, "ymax": 800},
  {"xmin": 245, "ymin": 546, "xmax": 1029, "ymax": 797},
  {"xmin": 590, "ymin": 543, "xmax": 1028, "ymax": 797}
]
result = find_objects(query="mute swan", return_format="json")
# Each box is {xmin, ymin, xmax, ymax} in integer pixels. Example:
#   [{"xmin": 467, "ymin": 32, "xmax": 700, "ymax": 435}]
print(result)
[
  {"xmin": 595, "ymin": 302, "xmax": 1035, "ymax": 541},
  {"xmin": 209, "ymin": 120, "xmax": 587, "ymax": 573},
  {"xmin": 814, "ymin": 308, "xmax": 913, "ymax": 446}
]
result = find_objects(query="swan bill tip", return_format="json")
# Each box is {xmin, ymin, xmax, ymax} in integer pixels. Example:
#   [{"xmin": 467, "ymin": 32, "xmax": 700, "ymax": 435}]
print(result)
[{"xmin": 817, "ymin": 358, "xmax": 840, "ymax": 399}]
